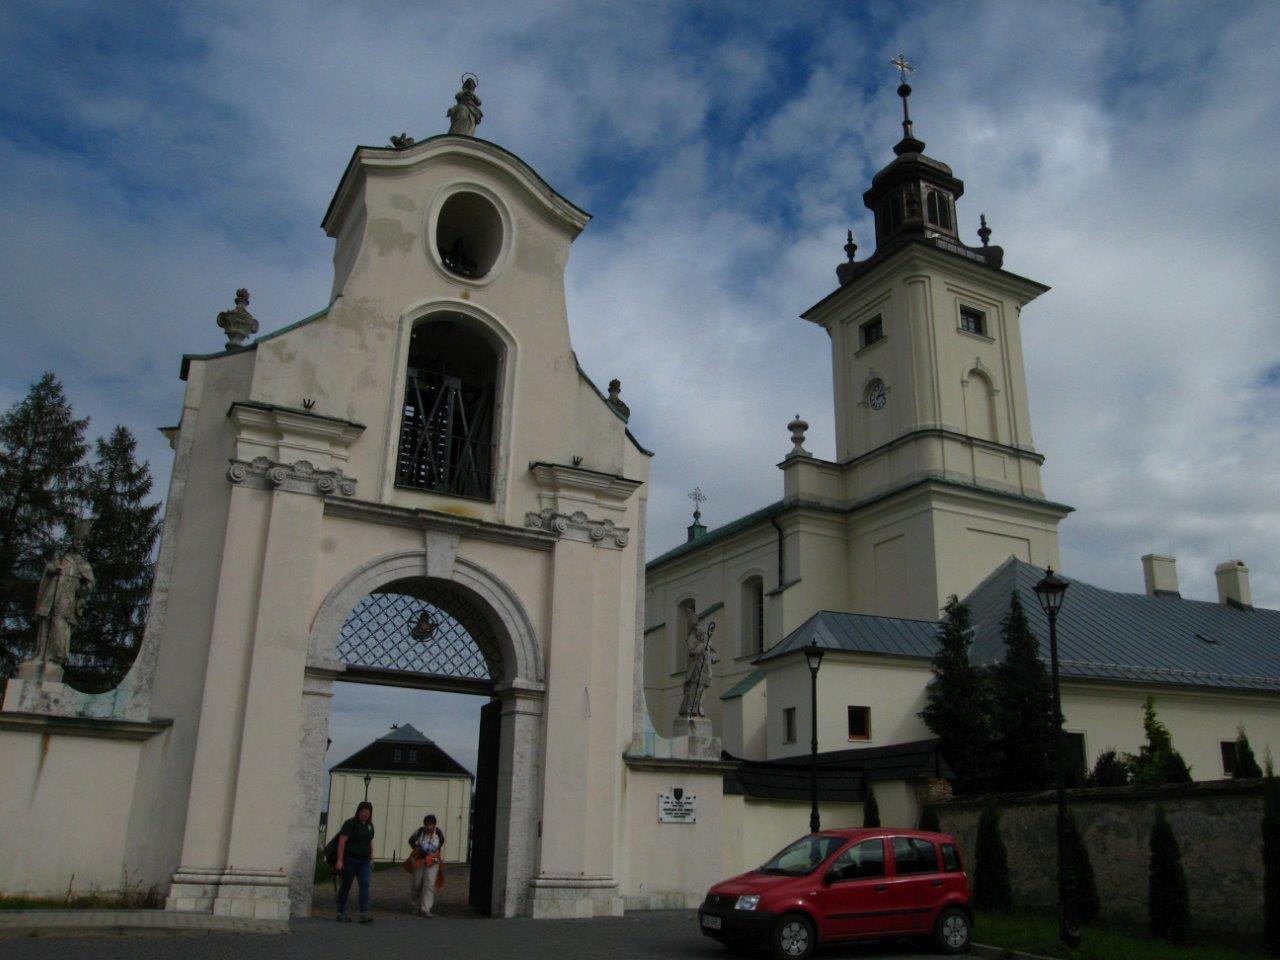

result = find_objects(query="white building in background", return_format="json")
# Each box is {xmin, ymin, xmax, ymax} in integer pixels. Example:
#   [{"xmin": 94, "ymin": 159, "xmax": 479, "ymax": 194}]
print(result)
[{"xmin": 326, "ymin": 724, "xmax": 472, "ymax": 863}]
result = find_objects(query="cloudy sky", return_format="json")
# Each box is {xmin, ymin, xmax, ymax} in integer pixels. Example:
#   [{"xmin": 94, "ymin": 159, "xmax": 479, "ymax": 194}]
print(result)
[{"xmin": 4, "ymin": 1, "xmax": 1278, "ymax": 774}]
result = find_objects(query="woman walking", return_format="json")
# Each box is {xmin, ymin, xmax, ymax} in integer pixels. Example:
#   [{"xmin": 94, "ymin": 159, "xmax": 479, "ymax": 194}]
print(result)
[
  {"xmin": 407, "ymin": 814, "xmax": 445, "ymax": 917},
  {"xmin": 335, "ymin": 800, "xmax": 376, "ymax": 923}
]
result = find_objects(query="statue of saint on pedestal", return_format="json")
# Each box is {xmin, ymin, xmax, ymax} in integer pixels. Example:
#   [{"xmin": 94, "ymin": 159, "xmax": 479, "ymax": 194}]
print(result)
[
  {"xmin": 32, "ymin": 519, "xmax": 94, "ymax": 666},
  {"xmin": 677, "ymin": 606, "xmax": 717, "ymax": 718},
  {"xmin": 446, "ymin": 74, "xmax": 483, "ymax": 136}
]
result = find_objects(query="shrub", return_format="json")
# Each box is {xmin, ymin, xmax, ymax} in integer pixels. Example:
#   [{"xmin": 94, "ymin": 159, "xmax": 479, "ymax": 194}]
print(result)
[
  {"xmin": 1148, "ymin": 806, "xmax": 1189, "ymax": 943},
  {"xmin": 862, "ymin": 784, "xmax": 880, "ymax": 828},
  {"xmin": 1086, "ymin": 748, "xmax": 1130, "ymax": 787},
  {"xmin": 1233, "ymin": 725, "xmax": 1264, "ymax": 779},
  {"xmin": 1126, "ymin": 696, "xmax": 1192, "ymax": 785},
  {"xmin": 917, "ymin": 803, "xmax": 941, "ymax": 832},
  {"xmin": 1263, "ymin": 760, "xmax": 1279, "ymax": 955},
  {"xmin": 1063, "ymin": 812, "xmax": 1100, "ymax": 924},
  {"xmin": 974, "ymin": 802, "xmax": 1012, "ymax": 912}
]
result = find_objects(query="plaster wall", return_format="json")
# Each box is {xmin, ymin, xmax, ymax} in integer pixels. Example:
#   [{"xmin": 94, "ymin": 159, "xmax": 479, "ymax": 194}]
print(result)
[
  {"xmin": 326, "ymin": 771, "xmax": 472, "ymax": 863},
  {"xmin": 722, "ymin": 678, "xmax": 767, "ymax": 760},
  {"xmin": 720, "ymin": 796, "xmax": 865, "ymax": 878},
  {"xmin": 0, "ymin": 727, "xmax": 145, "ymax": 896}
]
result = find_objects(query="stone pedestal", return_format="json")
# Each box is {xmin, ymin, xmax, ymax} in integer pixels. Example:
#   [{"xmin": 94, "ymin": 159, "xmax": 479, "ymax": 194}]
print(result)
[
  {"xmin": 3, "ymin": 661, "xmax": 69, "ymax": 713},
  {"xmin": 670, "ymin": 715, "xmax": 718, "ymax": 760}
]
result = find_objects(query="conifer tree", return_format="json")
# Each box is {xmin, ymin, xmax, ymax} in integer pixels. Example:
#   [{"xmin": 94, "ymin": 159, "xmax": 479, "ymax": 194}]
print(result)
[
  {"xmin": 1263, "ymin": 755, "xmax": 1279, "ymax": 956},
  {"xmin": 917, "ymin": 803, "xmax": 941, "ymax": 832},
  {"xmin": 1126, "ymin": 696, "xmax": 1192, "ymax": 785},
  {"xmin": 973, "ymin": 802, "xmax": 1012, "ymax": 912},
  {"xmin": 1148, "ymin": 806, "xmax": 1189, "ymax": 942},
  {"xmin": 920, "ymin": 596, "xmax": 994, "ymax": 795},
  {"xmin": 1063, "ymin": 812, "xmax": 1100, "ymax": 923},
  {"xmin": 990, "ymin": 593, "xmax": 1057, "ymax": 792},
  {"xmin": 1086, "ymin": 749, "xmax": 1131, "ymax": 787},
  {"xmin": 1232, "ymin": 725, "xmax": 1264, "ymax": 779},
  {"xmin": 0, "ymin": 374, "xmax": 88, "ymax": 677},
  {"xmin": 862, "ymin": 783, "xmax": 880, "ymax": 828},
  {"xmin": 65, "ymin": 427, "xmax": 161, "ymax": 692}
]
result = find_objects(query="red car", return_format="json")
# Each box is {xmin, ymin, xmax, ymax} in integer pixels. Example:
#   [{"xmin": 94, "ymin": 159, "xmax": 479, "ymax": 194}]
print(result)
[{"xmin": 698, "ymin": 828, "xmax": 972, "ymax": 958}]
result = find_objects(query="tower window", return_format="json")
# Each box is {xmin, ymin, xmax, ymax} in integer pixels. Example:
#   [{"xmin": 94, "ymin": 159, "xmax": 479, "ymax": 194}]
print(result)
[
  {"xmin": 435, "ymin": 191, "xmax": 503, "ymax": 279},
  {"xmin": 783, "ymin": 707, "xmax": 797, "ymax": 744},
  {"xmin": 742, "ymin": 576, "xmax": 765, "ymax": 656},
  {"xmin": 877, "ymin": 193, "xmax": 903, "ymax": 240},
  {"xmin": 397, "ymin": 317, "xmax": 498, "ymax": 500},
  {"xmin": 926, "ymin": 191, "xmax": 953, "ymax": 230},
  {"xmin": 860, "ymin": 316, "xmax": 884, "ymax": 348},
  {"xmin": 847, "ymin": 706, "xmax": 871, "ymax": 741},
  {"xmin": 959, "ymin": 307, "xmax": 986, "ymax": 336}
]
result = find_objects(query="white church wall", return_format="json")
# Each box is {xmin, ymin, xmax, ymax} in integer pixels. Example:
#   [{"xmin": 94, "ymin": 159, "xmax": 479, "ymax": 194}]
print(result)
[{"xmin": 722, "ymin": 678, "xmax": 767, "ymax": 760}]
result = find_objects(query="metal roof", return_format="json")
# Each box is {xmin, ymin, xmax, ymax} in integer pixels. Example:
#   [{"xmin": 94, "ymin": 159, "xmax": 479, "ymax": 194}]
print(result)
[
  {"xmin": 763, "ymin": 558, "xmax": 1280, "ymax": 693},
  {"xmin": 758, "ymin": 611, "xmax": 942, "ymax": 664},
  {"xmin": 720, "ymin": 668, "xmax": 766, "ymax": 700},
  {"xmin": 966, "ymin": 558, "xmax": 1280, "ymax": 692},
  {"xmin": 724, "ymin": 739, "xmax": 953, "ymax": 801}
]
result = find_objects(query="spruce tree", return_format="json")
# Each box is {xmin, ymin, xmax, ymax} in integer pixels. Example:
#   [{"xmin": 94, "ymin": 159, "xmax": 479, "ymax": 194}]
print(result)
[
  {"xmin": 1264, "ymin": 757, "xmax": 1279, "ymax": 955},
  {"xmin": 0, "ymin": 374, "xmax": 88, "ymax": 677},
  {"xmin": 862, "ymin": 783, "xmax": 880, "ymax": 828},
  {"xmin": 1086, "ymin": 749, "xmax": 1131, "ymax": 787},
  {"xmin": 1126, "ymin": 696, "xmax": 1193, "ymax": 785},
  {"xmin": 1063, "ymin": 812, "xmax": 1100, "ymax": 923},
  {"xmin": 973, "ymin": 802, "xmax": 1012, "ymax": 912},
  {"xmin": 917, "ymin": 803, "xmax": 941, "ymax": 832},
  {"xmin": 990, "ymin": 593, "xmax": 1057, "ymax": 792},
  {"xmin": 920, "ymin": 596, "xmax": 994, "ymax": 795},
  {"xmin": 1148, "ymin": 806, "xmax": 1190, "ymax": 943},
  {"xmin": 65, "ymin": 427, "xmax": 161, "ymax": 692},
  {"xmin": 1232, "ymin": 725, "xmax": 1263, "ymax": 779}
]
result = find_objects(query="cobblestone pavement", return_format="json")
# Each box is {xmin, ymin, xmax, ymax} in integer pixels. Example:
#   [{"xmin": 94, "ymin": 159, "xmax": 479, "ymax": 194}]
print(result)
[{"xmin": 3, "ymin": 909, "xmax": 942, "ymax": 960}]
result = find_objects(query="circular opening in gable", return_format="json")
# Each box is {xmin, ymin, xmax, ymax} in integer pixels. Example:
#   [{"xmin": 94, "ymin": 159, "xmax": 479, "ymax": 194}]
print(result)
[{"xmin": 435, "ymin": 191, "xmax": 504, "ymax": 279}]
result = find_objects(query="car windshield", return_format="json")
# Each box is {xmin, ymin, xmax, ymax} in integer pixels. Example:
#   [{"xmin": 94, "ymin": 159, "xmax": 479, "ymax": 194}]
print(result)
[{"xmin": 758, "ymin": 835, "xmax": 845, "ymax": 876}]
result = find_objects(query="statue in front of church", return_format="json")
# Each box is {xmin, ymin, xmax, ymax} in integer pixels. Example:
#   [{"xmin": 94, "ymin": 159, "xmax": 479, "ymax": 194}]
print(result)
[
  {"xmin": 677, "ymin": 606, "xmax": 718, "ymax": 718},
  {"xmin": 446, "ymin": 74, "xmax": 483, "ymax": 136},
  {"xmin": 32, "ymin": 519, "xmax": 95, "ymax": 667}
]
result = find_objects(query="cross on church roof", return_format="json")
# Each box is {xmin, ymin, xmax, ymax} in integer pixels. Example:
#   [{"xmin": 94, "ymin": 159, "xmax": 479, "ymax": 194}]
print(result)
[
  {"xmin": 688, "ymin": 486, "xmax": 707, "ymax": 521},
  {"xmin": 890, "ymin": 53, "xmax": 914, "ymax": 83}
]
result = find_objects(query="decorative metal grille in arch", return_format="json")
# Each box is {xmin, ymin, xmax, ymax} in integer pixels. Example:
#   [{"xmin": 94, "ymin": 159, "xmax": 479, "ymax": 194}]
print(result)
[{"xmin": 335, "ymin": 577, "xmax": 503, "ymax": 683}]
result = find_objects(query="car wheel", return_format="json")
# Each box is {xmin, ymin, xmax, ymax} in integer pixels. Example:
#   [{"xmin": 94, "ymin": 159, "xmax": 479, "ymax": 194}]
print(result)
[
  {"xmin": 932, "ymin": 907, "xmax": 971, "ymax": 954},
  {"xmin": 770, "ymin": 913, "xmax": 816, "ymax": 960}
]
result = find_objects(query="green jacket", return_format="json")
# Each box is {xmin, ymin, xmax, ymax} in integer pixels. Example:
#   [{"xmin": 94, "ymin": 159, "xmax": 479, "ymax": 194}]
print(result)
[{"xmin": 339, "ymin": 817, "xmax": 375, "ymax": 859}]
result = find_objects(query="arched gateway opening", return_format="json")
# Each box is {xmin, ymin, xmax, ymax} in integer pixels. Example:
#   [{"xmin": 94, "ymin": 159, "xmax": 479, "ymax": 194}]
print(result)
[{"xmin": 300, "ymin": 549, "xmax": 545, "ymax": 919}]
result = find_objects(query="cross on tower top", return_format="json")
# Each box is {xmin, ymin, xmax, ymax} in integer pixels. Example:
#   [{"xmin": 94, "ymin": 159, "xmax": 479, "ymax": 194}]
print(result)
[
  {"xmin": 688, "ymin": 486, "xmax": 707, "ymax": 521},
  {"xmin": 889, "ymin": 53, "xmax": 925, "ymax": 155},
  {"xmin": 890, "ymin": 53, "xmax": 914, "ymax": 83}
]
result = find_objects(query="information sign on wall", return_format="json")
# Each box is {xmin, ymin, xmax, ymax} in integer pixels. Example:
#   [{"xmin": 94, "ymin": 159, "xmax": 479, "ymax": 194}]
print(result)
[{"xmin": 657, "ymin": 787, "xmax": 697, "ymax": 823}]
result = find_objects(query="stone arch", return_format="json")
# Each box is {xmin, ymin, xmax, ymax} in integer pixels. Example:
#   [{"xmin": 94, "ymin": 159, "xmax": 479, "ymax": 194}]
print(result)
[
  {"xmin": 308, "ymin": 548, "xmax": 544, "ymax": 685},
  {"xmin": 962, "ymin": 363, "xmax": 1000, "ymax": 443}
]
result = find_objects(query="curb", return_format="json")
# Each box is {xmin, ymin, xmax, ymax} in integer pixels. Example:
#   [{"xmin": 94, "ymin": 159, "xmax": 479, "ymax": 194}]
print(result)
[
  {"xmin": 973, "ymin": 943, "xmax": 1060, "ymax": 960},
  {"xmin": 0, "ymin": 910, "xmax": 289, "ymax": 939}
]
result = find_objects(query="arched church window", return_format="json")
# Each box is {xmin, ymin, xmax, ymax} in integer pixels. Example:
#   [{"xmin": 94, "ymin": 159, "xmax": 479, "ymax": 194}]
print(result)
[
  {"xmin": 436, "ymin": 191, "xmax": 504, "ymax": 279},
  {"xmin": 396, "ymin": 316, "xmax": 498, "ymax": 499},
  {"xmin": 673, "ymin": 597, "xmax": 697, "ymax": 674},
  {"xmin": 963, "ymin": 369, "xmax": 998, "ymax": 442},
  {"xmin": 926, "ymin": 191, "xmax": 952, "ymax": 230},
  {"xmin": 741, "ymin": 575, "xmax": 764, "ymax": 656},
  {"xmin": 877, "ymin": 193, "xmax": 904, "ymax": 241}
]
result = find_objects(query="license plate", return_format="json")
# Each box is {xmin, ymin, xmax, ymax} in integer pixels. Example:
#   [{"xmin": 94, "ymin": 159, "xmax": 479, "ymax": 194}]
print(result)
[{"xmin": 701, "ymin": 915, "xmax": 722, "ymax": 930}]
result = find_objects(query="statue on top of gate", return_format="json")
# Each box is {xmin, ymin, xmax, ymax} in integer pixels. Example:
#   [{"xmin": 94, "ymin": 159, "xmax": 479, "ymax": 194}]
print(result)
[
  {"xmin": 677, "ymin": 605, "xmax": 717, "ymax": 718},
  {"xmin": 32, "ymin": 519, "xmax": 95, "ymax": 668},
  {"xmin": 446, "ymin": 74, "xmax": 483, "ymax": 136}
]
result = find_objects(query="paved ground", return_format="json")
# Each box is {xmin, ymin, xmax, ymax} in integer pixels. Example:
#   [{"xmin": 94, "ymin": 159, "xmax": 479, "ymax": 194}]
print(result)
[{"xmin": 3, "ymin": 909, "xmax": 943, "ymax": 960}]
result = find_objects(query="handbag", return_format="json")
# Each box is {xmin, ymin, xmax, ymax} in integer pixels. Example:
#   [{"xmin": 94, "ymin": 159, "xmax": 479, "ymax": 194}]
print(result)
[{"xmin": 403, "ymin": 849, "xmax": 426, "ymax": 873}]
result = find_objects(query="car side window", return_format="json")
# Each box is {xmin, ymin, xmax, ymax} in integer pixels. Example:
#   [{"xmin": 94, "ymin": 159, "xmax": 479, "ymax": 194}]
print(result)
[
  {"xmin": 891, "ymin": 837, "xmax": 940, "ymax": 875},
  {"xmin": 828, "ymin": 839, "xmax": 886, "ymax": 882},
  {"xmin": 940, "ymin": 842, "xmax": 962, "ymax": 872}
]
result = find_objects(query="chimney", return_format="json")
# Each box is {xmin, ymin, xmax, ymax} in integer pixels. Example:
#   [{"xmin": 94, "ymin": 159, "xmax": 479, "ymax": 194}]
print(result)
[
  {"xmin": 1215, "ymin": 560, "xmax": 1252, "ymax": 609},
  {"xmin": 1141, "ymin": 554, "xmax": 1179, "ymax": 597}
]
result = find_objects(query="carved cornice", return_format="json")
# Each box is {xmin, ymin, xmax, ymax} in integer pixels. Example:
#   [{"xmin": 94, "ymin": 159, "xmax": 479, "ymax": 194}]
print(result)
[
  {"xmin": 524, "ymin": 508, "xmax": 630, "ymax": 548},
  {"xmin": 227, "ymin": 457, "xmax": 358, "ymax": 497},
  {"xmin": 228, "ymin": 402, "xmax": 365, "ymax": 449}
]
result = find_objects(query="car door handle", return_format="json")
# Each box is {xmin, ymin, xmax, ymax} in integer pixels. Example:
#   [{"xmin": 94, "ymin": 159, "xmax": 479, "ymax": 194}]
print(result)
[
  {"xmin": 931, "ymin": 879, "xmax": 943, "ymax": 887},
  {"xmin": 874, "ymin": 884, "xmax": 888, "ymax": 892}
]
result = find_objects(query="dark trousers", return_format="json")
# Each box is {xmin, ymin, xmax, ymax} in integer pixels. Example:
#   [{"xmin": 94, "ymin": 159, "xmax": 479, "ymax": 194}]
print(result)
[{"xmin": 336, "ymin": 857, "xmax": 372, "ymax": 915}]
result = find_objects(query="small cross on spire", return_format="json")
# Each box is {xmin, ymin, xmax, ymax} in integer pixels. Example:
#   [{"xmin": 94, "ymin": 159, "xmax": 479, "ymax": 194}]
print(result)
[
  {"xmin": 889, "ymin": 53, "xmax": 925, "ymax": 155},
  {"xmin": 890, "ymin": 53, "xmax": 914, "ymax": 83},
  {"xmin": 688, "ymin": 486, "xmax": 707, "ymax": 522}
]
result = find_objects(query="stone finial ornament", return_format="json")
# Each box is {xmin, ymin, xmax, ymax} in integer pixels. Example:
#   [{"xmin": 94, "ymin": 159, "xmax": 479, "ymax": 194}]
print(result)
[
  {"xmin": 446, "ymin": 73, "xmax": 483, "ymax": 136},
  {"xmin": 787, "ymin": 414, "xmax": 810, "ymax": 458},
  {"xmin": 606, "ymin": 378, "xmax": 630, "ymax": 421},
  {"xmin": 216, "ymin": 288, "xmax": 259, "ymax": 349},
  {"xmin": 977, "ymin": 213, "xmax": 992, "ymax": 247},
  {"xmin": 31, "ymin": 519, "xmax": 95, "ymax": 669},
  {"xmin": 844, "ymin": 229, "xmax": 858, "ymax": 263},
  {"xmin": 390, "ymin": 132, "xmax": 416, "ymax": 149}
]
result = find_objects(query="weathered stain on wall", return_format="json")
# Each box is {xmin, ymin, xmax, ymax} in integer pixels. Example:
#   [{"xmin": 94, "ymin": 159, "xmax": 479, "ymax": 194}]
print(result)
[{"xmin": 937, "ymin": 779, "xmax": 1268, "ymax": 936}]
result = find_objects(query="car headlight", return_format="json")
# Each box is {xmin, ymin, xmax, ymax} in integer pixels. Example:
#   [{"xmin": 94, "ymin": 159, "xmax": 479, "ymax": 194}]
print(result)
[{"xmin": 735, "ymin": 895, "xmax": 760, "ymax": 911}]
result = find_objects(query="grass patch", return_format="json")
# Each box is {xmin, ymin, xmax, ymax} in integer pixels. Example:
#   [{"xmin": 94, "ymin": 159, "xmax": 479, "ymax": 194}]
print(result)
[
  {"xmin": 0, "ymin": 883, "xmax": 163, "ymax": 911},
  {"xmin": 976, "ymin": 911, "xmax": 1269, "ymax": 960}
]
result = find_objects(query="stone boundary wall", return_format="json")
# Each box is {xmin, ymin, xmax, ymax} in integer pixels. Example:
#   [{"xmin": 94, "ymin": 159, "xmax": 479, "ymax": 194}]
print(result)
[{"xmin": 936, "ymin": 779, "xmax": 1268, "ymax": 937}]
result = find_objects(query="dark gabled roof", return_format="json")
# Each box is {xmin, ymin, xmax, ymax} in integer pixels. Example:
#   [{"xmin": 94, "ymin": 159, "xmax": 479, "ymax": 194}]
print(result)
[
  {"xmin": 967, "ymin": 558, "xmax": 1280, "ymax": 692},
  {"xmin": 757, "ymin": 610, "xmax": 941, "ymax": 665},
  {"xmin": 331, "ymin": 723, "xmax": 473, "ymax": 777},
  {"xmin": 724, "ymin": 739, "xmax": 953, "ymax": 801},
  {"xmin": 720, "ymin": 668, "xmax": 766, "ymax": 700}
]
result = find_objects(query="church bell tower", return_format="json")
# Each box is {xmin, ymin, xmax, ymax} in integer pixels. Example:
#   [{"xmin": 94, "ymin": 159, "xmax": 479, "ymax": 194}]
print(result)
[{"xmin": 797, "ymin": 58, "xmax": 1071, "ymax": 618}]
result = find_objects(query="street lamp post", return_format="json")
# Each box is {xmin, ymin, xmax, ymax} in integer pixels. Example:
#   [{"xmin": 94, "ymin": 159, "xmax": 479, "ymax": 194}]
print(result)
[
  {"xmin": 363, "ymin": 773, "xmax": 372, "ymax": 801},
  {"xmin": 1033, "ymin": 566, "xmax": 1081, "ymax": 948},
  {"xmin": 803, "ymin": 642, "xmax": 825, "ymax": 833}
]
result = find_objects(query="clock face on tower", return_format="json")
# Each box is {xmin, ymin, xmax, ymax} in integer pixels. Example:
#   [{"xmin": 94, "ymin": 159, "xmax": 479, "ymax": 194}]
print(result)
[{"xmin": 868, "ymin": 382, "xmax": 887, "ymax": 411}]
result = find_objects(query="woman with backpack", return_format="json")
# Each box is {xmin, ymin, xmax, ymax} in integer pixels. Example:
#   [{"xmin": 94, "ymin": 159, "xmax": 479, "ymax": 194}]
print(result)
[
  {"xmin": 407, "ymin": 814, "xmax": 445, "ymax": 917},
  {"xmin": 334, "ymin": 800, "xmax": 376, "ymax": 923}
]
